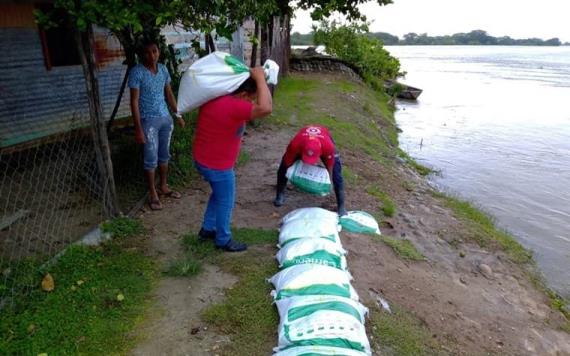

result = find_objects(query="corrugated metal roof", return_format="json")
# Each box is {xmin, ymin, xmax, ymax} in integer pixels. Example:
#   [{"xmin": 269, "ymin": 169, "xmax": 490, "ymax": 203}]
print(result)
[{"xmin": 0, "ymin": 27, "xmax": 130, "ymax": 149}]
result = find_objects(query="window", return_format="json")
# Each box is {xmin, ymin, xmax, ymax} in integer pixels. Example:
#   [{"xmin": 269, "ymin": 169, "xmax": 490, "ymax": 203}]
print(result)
[{"xmin": 37, "ymin": 4, "xmax": 81, "ymax": 69}]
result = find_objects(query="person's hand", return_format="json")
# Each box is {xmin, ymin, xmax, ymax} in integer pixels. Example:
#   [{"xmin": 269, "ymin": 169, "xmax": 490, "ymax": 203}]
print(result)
[
  {"xmin": 135, "ymin": 129, "xmax": 145, "ymax": 144},
  {"xmin": 250, "ymin": 66, "xmax": 265, "ymax": 82},
  {"xmin": 176, "ymin": 117, "xmax": 186, "ymax": 128}
]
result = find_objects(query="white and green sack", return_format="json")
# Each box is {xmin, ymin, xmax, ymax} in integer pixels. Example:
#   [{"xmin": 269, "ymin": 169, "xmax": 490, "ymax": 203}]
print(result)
[
  {"xmin": 286, "ymin": 161, "xmax": 332, "ymax": 196},
  {"xmin": 276, "ymin": 238, "xmax": 348, "ymax": 270},
  {"xmin": 278, "ymin": 218, "xmax": 342, "ymax": 248},
  {"xmin": 177, "ymin": 51, "xmax": 279, "ymax": 113},
  {"xmin": 339, "ymin": 211, "xmax": 381, "ymax": 235},
  {"xmin": 281, "ymin": 207, "xmax": 339, "ymax": 226},
  {"xmin": 273, "ymin": 345, "xmax": 368, "ymax": 356},
  {"xmin": 269, "ymin": 264, "xmax": 359, "ymax": 301},
  {"xmin": 274, "ymin": 295, "xmax": 371, "ymax": 355}
]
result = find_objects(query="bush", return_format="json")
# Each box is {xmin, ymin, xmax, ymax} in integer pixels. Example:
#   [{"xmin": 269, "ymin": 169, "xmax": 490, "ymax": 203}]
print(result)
[{"xmin": 313, "ymin": 21, "xmax": 402, "ymax": 88}]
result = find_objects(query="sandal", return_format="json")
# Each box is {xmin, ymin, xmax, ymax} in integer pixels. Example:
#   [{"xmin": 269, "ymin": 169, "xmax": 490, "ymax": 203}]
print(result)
[
  {"xmin": 158, "ymin": 188, "xmax": 182, "ymax": 199},
  {"xmin": 148, "ymin": 198, "xmax": 163, "ymax": 210}
]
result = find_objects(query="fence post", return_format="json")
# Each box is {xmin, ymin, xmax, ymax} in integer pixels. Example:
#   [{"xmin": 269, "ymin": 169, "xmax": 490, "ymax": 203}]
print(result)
[{"xmin": 74, "ymin": 24, "xmax": 120, "ymax": 217}]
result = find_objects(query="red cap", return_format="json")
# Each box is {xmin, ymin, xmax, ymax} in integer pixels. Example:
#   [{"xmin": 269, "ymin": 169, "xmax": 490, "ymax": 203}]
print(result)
[{"xmin": 302, "ymin": 138, "xmax": 322, "ymax": 165}]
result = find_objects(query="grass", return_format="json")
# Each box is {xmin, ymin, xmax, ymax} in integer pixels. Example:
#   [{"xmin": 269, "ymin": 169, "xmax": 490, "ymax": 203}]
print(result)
[
  {"xmin": 236, "ymin": 150, "xmax": 251, "ymax": 167},
  {"xmin": 376, "ymin": 235, "xmax": 425, "ymax": 261},
  {"xmin": 0, "ymin": 219, "xmax": 156, "ymax": 355},
  {"xmin": 269, "ymin": 76, "xmax": 399, "ymax": 164},
  {"xmin": 367, "ymin": 186, "xmax": 397, "ymax": 217},
  {"xmin": 342, "ymin": 166, "xmax": 361, "ymax": 186},
  {"xmin": 100, "ymin": 216, "xmax": 145, "ymax": 239},
  {"xmin": 399, "ymin": 149, "xmax": 433, "ymax": 176},
  {"xmin": 369, "ymin": 305, "xmax": 442, "ymax": 355},
  {"xmin": 432, "ymin": 191, "xmax": 532, "ymax": 265},
  {"xmin": 164, "ymin": 256, "xmax": 202, "ymax": 277},
  {"xmin": 180, "ymin": 228, "xmax": 279, "ymax": 355}
]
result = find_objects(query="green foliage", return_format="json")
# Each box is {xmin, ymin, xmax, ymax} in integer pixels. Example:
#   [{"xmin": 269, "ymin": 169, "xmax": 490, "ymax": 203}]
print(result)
[
  {"xmin": 313, "ymin": 21, "xmax": 402, "ymax": 86},
  {"xmin": 297, "ymin": 0, "xmax": 393, "ymax": 21},
  {"xmin": 400, "ymin": 30, "xmax": 562, "ymax": 46},
  {"xmin": 291, "ymin": 31, "xmax": 314, "ymax": 45},
  {"xmin": 0, "ymin": 243, "xmax": 156, "ymax": 355},
  {"xmin": 100, "ymin": 217, "xmax": 144, "ymax": 239}
]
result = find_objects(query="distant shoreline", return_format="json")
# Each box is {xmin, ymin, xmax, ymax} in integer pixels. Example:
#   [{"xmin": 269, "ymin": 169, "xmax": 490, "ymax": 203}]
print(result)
[{"xmin": 292, "ymin": 30, "xmax": 568, "ymax": 47}]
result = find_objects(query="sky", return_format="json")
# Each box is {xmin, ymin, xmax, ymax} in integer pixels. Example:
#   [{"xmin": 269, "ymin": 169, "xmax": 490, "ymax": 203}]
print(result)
[{"xmin": 291, "ymin": 0, "xmax": 570, "ymax": 42}]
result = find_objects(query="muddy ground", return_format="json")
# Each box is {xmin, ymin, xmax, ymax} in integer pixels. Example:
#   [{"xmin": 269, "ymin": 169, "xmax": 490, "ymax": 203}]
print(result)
[{"xmin": 130, "ymin": 73, "xmax": 569, "ymax": 356}]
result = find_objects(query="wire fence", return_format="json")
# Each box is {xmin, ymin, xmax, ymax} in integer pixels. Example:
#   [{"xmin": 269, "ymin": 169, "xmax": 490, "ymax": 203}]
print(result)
[{"xmin": 0, "ymin": 131, "xmax": 103, "ymax": 307}]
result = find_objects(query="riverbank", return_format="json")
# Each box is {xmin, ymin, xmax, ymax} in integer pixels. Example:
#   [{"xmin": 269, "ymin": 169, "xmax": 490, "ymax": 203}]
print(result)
[{"xmin": 131, "ymin": 72, "xmax": 569, "ymax": 355}]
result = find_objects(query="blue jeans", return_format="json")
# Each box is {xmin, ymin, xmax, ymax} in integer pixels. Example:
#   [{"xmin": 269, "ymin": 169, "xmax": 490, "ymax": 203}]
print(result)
[
  {"xmin": 195, "ymin": 162, "xmax": 235, "ymax": 247},
  {"xmin": 141, "ymin": 116, "xmax": 173, "ymax": 171}
]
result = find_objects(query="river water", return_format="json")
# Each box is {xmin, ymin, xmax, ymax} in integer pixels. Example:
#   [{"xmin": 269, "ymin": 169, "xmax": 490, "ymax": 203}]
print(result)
[{"xmin": 386, "ymin": 46, "xmax": 570, "ymax": 299}]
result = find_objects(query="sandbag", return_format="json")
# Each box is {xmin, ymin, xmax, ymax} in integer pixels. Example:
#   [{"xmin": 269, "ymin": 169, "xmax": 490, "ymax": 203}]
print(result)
[
  {"xmin": 278, "ymin": 218, "xmax": 342, "ymax": 248},
  {"xmin": 273, "ymin": 346, "xmax": 368, "ymax": 356},
  {"xmin": 276, "ymin": 238, "xmax": 348, "ymax": 270},
  {"xmin": 263, "ymin": 59, "xmax": 280, "ymax": 85},
  {"xmin": 274, "ymin": 295, "xmax": 371, "ymax": 354},
  {"xmin": 177, "ymin": 51, "xmax": 279, "ymax": 114},
  {"xmin": 286, "ymin": 161, "xmax": 331, "ymax": 196},
  {"xmin": 339, "ymin": 211, "xmax": 381, "ymax": 235},
  {"xmin": 281, "ymin": 207, "xmax": 339, "ymax": 226},
  {"xmin": 269, "ymin": 264, "xmax": 359, "ymax": 301}
]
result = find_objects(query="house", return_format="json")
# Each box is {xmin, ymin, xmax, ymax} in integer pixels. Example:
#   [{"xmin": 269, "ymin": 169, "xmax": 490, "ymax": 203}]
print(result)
[{"xmin": 0, "ymin": 2, "xmax": 130, "ymax": 150}]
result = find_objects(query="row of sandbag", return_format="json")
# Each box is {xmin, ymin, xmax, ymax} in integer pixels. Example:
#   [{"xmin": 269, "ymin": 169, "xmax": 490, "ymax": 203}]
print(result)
[{"xmin": 269, "ymin": 208, "xmax": 373, "ymax": 356}]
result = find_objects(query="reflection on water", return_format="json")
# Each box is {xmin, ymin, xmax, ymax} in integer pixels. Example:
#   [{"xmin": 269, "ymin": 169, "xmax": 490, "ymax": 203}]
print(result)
[{"xmin": 387, "ymin": 46, "xmax": 570, "ymax": 298}]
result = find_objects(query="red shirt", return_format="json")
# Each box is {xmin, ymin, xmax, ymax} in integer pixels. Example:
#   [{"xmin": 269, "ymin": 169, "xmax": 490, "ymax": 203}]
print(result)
[
  {"xmin": 283, "ymin": 125, "xmax": 336, "ymax": 170},
  {"xmin": 193, "ymin": 95, "xmax": 253, "ymax": 170}
]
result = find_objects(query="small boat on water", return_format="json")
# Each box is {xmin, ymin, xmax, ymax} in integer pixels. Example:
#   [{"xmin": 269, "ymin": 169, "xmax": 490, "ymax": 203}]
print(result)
[{"xmin": 384, "ymin": 80, "xmax": 423, "ymax": 100}]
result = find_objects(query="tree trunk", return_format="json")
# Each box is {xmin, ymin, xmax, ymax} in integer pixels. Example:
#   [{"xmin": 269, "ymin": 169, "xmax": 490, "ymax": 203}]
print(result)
[
  {"xmin": 250, "ymin": 20, "xmax": 259, "ymax": 67},
  {"xmin": 206, "ymin": 33, "xmax": 216, "ymax": 53},
  {"xmin": 282, "ymin": 14, "xmax": 291, "ymax": 75},
  {"xmin": 230, "ymin": 26, "xmax": 244, "ymax": 62},
  {"xmin": 74, "ymin": 24, "xmax": 120, "ymax": 217},
  {"xmin": 260, "ymin": 22, "xmax": 270, "ymax": 64}
]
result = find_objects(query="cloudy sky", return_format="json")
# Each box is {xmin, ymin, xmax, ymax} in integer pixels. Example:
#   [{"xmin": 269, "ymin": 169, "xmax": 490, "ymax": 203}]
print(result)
[{"xmin": 292, "ymin": 0, "xmax": 570, "ymax": 42}]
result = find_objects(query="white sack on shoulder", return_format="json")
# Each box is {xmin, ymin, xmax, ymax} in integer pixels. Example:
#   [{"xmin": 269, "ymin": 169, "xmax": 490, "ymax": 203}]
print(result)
[{"xmin": 177, "ymin": 52, "xmax": 250, "ymax": 114}]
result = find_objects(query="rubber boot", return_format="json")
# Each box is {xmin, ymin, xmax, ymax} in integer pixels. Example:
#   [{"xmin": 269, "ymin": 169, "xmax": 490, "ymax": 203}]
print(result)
[
  {"xmin": 273, "ymin": 185, "xmax": 286, "ymax": 207},
  {"xmin": 335, "ymin": 185, "xmax": 347, "ymax": 216}
]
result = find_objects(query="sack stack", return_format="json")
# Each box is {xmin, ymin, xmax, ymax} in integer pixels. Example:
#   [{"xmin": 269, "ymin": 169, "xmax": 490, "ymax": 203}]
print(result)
[{"xmin": 270, "ymin": 208, "xmax": 373, "ymax": 355}]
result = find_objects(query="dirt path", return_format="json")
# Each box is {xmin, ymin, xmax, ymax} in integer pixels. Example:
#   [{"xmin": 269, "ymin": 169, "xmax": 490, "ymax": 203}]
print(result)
[{"xmin": 130, "ymin": 74, "xmax": 569, "ymax": 355}]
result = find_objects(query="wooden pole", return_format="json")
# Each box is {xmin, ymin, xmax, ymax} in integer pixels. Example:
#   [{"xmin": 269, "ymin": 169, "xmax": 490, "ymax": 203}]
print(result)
[
  {"xmin": 250, "ymin": 20, "xmax": 259, "ymax": 67},
  {"xmin": 74, "ymin": 24, "xmax": 120, "ymax": 217}
]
